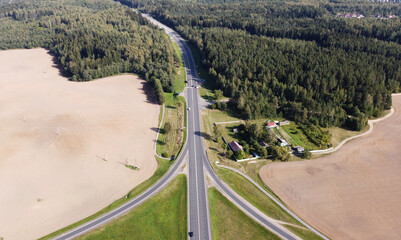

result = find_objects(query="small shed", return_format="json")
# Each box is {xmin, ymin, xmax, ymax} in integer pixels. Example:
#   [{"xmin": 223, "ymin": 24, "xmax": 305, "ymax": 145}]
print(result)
[
  {"xmin": 278, "ymin": 138, "xmax": 288, "ymax": 147},
  {"xmin": 279, "ymin": 120, "xmax": 290, "ymax": 126},
  {"xmin": 294, "ymin": 146, "xmax": 304, "ymax": 153},
  {"xmin": 233, "ymin": 128, "xmax": 239, "ymax": 133},
  {"xmin": 229, "ymin": 141, "xmax": 243, "ymax": 152}
]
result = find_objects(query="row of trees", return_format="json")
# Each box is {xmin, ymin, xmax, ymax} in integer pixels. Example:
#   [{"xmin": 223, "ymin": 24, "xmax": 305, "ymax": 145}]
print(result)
[{"xmin": 0, "ymin": 0, "xmax": 179, "ymax": 103}]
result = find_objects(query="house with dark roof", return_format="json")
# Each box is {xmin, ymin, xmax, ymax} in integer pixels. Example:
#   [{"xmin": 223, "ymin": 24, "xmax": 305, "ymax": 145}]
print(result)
[{"xmin": 229, "ymin": 141, "xmax": 243, "ymax": 152}]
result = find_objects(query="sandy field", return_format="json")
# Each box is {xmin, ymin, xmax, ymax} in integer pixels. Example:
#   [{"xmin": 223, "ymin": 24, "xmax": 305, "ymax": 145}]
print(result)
[
  {"xmin": 0, "ymin": 48, "xmax": 159, "ymax": 240},
  {"xmin": 260, "ymin": 95, "xmax": 401, "ymax": 240}
]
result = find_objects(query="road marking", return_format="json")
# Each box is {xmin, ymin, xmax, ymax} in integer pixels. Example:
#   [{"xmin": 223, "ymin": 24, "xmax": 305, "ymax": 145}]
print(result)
[{"xmin": 191, "ymin": 89, "xmax": 202, "ymax": 240}]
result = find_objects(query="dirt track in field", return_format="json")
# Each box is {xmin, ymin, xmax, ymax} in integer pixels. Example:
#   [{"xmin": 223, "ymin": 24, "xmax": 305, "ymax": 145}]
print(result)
[
  {"xmin": 0, "ymin": 48, "xmax": 159, "ymax": 240},
  {"xmin": 260, "ymin": 95, "xmax": 401, "ymax": 240}
]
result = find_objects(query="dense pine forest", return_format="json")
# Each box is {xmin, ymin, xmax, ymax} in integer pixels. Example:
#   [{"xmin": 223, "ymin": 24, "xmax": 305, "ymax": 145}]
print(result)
[
  {"xmin": 0, "ymin": 0, "xmax": 178, "ymax": 98},
  {"xmin": 118, "ymin": 0, "xmax": 401, "ymax": 130}
]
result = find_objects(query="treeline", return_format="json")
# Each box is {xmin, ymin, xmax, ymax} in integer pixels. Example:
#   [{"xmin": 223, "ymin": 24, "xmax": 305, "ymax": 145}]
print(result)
[
  {"xmin": 0, "ymin": 0, "xmax": 178, "ymax": 102},
  {"xmin": 114, "ymin": 0, "xmax": 401, "ymax": 130}
]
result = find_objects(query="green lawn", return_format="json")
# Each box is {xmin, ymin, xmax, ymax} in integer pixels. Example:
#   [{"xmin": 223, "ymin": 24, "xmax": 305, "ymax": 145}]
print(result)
[
  {"xmin": 40, "ymin": 157, "xmax": 172, "ymax": 240},
  {"xmin": 328, "ymin": 125, "xmax": 368, "ymax": 148},
  {"xmin": 78, "ymin": 174, "xmax": 187, "ymax": 240},
  {"xmin": 279, "ymin": 123, "xmax": 320, "ymax": 150},
  {"xmin": 215, "ymin": 167, "xmax": 324, "ymax": 240},
  {"xmin": 209, "ymin": 187, "xmax": 280, "ymax": 240},
  {"xmin": 216, "ymin": 167, "xmax": 299, "ymax": 225},
  {"xmin": 156, "ymin": 93, "xmax": 186, "ymax": 158},
  {"xmin": 172, "ymin": 41, "xmax": 186, "ymax": 93},
  {"xmin": 285, "ymin": 225, "xmax": 324, "ymax": 240}
]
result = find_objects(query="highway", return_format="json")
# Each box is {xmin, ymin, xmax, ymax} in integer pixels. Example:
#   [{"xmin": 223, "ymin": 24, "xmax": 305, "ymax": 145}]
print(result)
[
  {"xmin": 52, "ymin": 11, "xmax": 302, "ymax": 240},
  {"xmin": 143, "ymin": 13, "xmax": 298, "ymax": 240}
]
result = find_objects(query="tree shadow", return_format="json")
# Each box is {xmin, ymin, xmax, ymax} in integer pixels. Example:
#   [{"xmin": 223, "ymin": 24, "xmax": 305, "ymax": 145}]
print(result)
[
  {"xmin": 166, "ymin": 106, "xmax": 177, "ymax": 109},
  {"xmin": 140, "ymin": 81, "xmax": 159, "ymax": 105},
  {"xmin": 195, "ymin": 131, "xmax": 212, "ymax": 141},
  {"xmin": 150, "ymin": 127, "xmax": 160, "ymax": 132},
  {"xmin": 209, "ymin": 147, "xmax": 219, "ymax": 152},
  {"xmin": 47, "ymin": 50, "xmax": 72, "ymax": 79},
  {"xmin": 151, "ymin": 127, "xmax": 165, "ymax": 134}
]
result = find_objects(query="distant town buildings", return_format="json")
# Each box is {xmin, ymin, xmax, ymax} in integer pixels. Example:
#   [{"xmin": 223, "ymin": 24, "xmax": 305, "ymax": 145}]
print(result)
[{"xmin": 338, "ymin": 12, "xmax": 398, "ymax": 19}]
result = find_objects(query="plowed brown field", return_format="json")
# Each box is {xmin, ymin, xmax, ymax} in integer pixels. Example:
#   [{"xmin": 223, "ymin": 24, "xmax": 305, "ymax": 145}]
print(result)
[
  {"xmin": 261, "ymin": 95, "xmax": 401, "ymax": 240},
  {"xmin": 0, "ymin": 48, "xmax": 159, "ymax": 240}
]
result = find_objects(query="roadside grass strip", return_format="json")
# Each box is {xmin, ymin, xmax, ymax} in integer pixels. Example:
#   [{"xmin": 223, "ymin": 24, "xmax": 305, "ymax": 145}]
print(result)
[
  {"xmin": 156, "ymin": 93, "xmax": 186, "ymax": 158},
  {"xmin": 208, "ymin": 187, "xmax": 280, "ymax": 240},
  {"xmin": 40, "ymin": 157, "xmax": 172, "ymax": 240},
  {"xmin": 172, "ymin": 41, "xmax": 186, "ymax": 93},
  {"xmin": 77, "ymin": 174, "xmax": 187, "ymax": 240}
]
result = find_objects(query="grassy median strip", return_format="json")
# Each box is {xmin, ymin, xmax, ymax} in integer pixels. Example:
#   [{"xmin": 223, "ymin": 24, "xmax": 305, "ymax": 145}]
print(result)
[
  {"xmin": 77, "ymin": 174, "xmax": 187, "ymax": 240},
  {"xmin": 39, "ymin": 157, "xmax": 172, "ymax": 240},
  {"xmin": 155, "ymin": 39, "xmax": 187, "ymax": 159},
  {"xmin": 172, "ymin": 41, "xmax": 186, "ymax": 93},
  {"xmin": 215, "ymin": 167, "xmax": 323, "ymax": 240},
  {"xmin": 209, "ymin": 187, "xmax": 280, "ymax": 240},
  {"xmin": 156, "ymin": 93, "xmax": 186, "ymax": 158}
]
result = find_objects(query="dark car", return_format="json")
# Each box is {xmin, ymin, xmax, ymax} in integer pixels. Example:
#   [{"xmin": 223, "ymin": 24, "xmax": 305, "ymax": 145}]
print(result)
[
  {"xmin": 188, "ymin": 232, "xmax": 194, "ymax": 237},
  {"xmin": 170, "ymin": 155, "xmax": 175, "ymax": 161}
]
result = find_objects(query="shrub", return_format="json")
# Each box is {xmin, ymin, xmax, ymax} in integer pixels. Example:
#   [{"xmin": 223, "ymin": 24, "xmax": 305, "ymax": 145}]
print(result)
[
  {"xmin": 164, "ymin": 122, "xmax": 172, "ymax": 134},
  {"xmin": 162, "ymin": 152, "xmax": 169, "ymax": 158}
]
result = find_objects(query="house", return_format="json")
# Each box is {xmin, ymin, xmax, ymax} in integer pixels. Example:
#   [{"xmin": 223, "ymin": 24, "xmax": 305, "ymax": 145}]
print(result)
[
  {"xmin": 267, "ymin": 122, "xmax": 276, "ymax": 129},
  {"xmin": 279, "ymin": 120, "xmax": 290, "ymax": 126},
  {"xmin": 278, "ymin": 138, "xmax": 288, "ymax": 147},
  {"xmin": 229, "ymin": 141, "xmax": 243, "ymax": 152},
  {"xmin": 294, "ymin": 146, "xmax": 304, "ymax": 153}
]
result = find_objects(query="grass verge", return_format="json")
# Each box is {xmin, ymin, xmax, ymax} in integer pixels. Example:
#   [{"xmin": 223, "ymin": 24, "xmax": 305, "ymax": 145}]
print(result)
[
  {"xmin": 285, "ymin": 225, "xmax": 324, "ymax": 240},
  {"xmin": 77, "ymin": 174, "xmax": 187, "ymax": 240},
  {"xmin": 209, "ymin": 187, "xmax": 280, "ymax": 240},
  {"xmin": 39, "ymin": 157, "xmax": 172, "ymax": 240},
  {"xmin": 156, "ymin": 93, "xmax": 186, "ymax": 158},
  {"xmin": 172, "ymin": 41, "xmax": 186, "ymax": 93}
]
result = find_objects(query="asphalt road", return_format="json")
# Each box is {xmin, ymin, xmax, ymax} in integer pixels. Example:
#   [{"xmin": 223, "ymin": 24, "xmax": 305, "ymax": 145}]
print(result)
[
  {"xmin": 52, "ymin": 11, "xmax": 301, "ymax": 240},
  {"xmin": 144, "ymin": 14, "xmax": 299, "ymax": 240},
  {"xmin": 144, "ymin": 14, "xmax": 213, "ymax": 240}
]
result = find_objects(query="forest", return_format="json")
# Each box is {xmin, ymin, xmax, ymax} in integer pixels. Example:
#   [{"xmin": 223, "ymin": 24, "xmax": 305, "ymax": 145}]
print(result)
[
  {"xmin": 117, "ymin": 0, "xmax": 401, "ymax": 130},
  {"xmin": 0, "ymin": 0, "xmax": 178, "ymax": 100}
]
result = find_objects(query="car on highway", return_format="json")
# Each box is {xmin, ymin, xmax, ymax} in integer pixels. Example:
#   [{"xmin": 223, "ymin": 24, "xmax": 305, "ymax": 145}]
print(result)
[
  {"xmin": 187, "ymin": 107, "xmax": 191, "ymax": 111},
  {"xmin": 188, "ymin": 232, "xmax": 194, "ymax": 237}
]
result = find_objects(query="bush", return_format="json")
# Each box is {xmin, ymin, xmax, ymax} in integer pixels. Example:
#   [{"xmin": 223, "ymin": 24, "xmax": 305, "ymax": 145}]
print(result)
[
  {"xmin": 226, "ymin": 150, "xmax": 234, "ymax": 158},
  {"xmin": 235, "ymin": 150, "xmax": 246, "ymax": 160},
  {"xmin": 164, "ymin": 122, "xmax": 172, "ymax": 134},
  {"xmin": 162, "ymin": 152, "xmax": 169, "ymax": 158},
  {"xmin": 301, "ymin": 150, "xmax": 312, "ymax": 159}
]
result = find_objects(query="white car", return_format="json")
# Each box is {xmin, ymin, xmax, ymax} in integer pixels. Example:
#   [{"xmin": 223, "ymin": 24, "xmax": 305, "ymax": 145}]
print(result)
[{"xmin": 187, "ymin": 107, "xmax": 191, "ymax": 111}]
